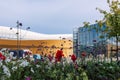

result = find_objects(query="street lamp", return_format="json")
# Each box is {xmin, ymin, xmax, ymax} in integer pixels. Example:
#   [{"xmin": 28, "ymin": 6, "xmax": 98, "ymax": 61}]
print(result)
[
  {"xmin": 16, "ymin": 21, "xmax": 22, "ymax": 58},
  {"xmin": 10, "ymin": 21, "xmax": 30, "ymax": 58}
]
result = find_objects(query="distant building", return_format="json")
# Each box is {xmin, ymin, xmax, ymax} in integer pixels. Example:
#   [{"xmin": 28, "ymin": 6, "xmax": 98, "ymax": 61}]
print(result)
[
  {"xmin": 73, "ymin": 24, "xmax": 120, "ymax": 57},
  {"xmin": 0, "ymin": 26, "xmax": 73, "ymax": 57}
]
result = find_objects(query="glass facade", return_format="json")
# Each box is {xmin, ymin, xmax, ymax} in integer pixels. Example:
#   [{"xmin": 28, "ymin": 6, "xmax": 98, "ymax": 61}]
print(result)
[
  {"xmin": 73, "ymin": 24, "xmax": 108, "ymax": 57},
  {"xmin": 73, "ymin": 28, "xmax": 79, "ymax": 57}
]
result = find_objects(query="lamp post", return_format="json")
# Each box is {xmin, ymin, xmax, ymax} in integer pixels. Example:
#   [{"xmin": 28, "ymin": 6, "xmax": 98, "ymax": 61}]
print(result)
[
  {"xmin": 10, "ymin": 21, "xmax": 30, "ymax": 59},
  {"xmin": 16, "ymin": 21, "xmax": 22, "ymax": 58},
  {"xmin": 93, "ymin": 39, "xmax": 97, "ymax": 61}
]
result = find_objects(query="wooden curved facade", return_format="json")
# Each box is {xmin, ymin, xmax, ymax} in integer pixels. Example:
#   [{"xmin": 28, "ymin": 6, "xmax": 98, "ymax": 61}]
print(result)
[{"xmin": 0, "ymin": 39, "xmax": 73, "ymax": 57}]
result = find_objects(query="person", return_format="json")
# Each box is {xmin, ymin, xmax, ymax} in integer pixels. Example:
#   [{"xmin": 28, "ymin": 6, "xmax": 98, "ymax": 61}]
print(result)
[
  {"xmin": 81, "ymin": 51, "xmax": 86, "ymax": 57},
  {"xmin": 70, "ymin": 53, "xmax": 77, "ymax": 63},
  {"xmin": 81, "ymin": 51, "xmax": 86, "ymax": 64},
  {"xmin": 55, "ymin": 48, "xmax": 64, "ymax": 62},
  {"xmin": 0, "ymin": 52, "xmax": 6, "ymax": 60},
  {"xmin": 47, "ymin": 53, "xmax": 53, "ymax": 62}
]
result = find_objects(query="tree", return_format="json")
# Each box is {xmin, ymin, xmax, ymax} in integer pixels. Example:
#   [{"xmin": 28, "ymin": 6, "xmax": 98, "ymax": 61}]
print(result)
[{"xmin": 96, "ymin": 0, "xmax": 120, "ymax": 61}]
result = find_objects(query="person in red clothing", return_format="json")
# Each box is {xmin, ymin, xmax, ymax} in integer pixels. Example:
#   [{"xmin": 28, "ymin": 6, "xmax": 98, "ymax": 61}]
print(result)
[
  {"xmin": 70, "ymin": 54, "xmax": 77, "ymax": 63},
  {"xmin": 0, "ymin": 52, "xmax": 6, "ymax": 60},
  {"xmin": 47, "ymin": 53, "xmax": 53, "ymax": 62},
  {"xmin": 81, "ymin": 51, "xmax": 86, "ymax": 57},
  {"xmin": 81, "ymin": 51, "xmax": 86, "ymax": 64},
  {"xmin": 55, "ymin": 48, "xmax": 64, "ymax": 62}
]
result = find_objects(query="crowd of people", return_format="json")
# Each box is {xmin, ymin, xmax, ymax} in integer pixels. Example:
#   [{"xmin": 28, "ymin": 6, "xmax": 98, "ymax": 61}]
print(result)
[{"xmin": 0, "ymin": 48, "xmax": 79, "ymax": 64}]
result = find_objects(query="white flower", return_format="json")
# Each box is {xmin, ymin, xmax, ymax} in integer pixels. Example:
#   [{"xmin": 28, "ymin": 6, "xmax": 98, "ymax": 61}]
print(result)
[
  {"xmin": 11, "ymin": 61, "xmax": 16, "ymax": 65},
  {"xmin": 12, "ymin": 66, "xmax": 18, "ymax": 71},
  {"xmin": 5, "ymin": 58, "xmax": 11, "ymax": 63},
  {"xmin": 0, "ymin": 61, "xmax": 3, "ymax": 67},
  {"xmin": 2, "ymin": 65, "xmax": 11, "ymax": 77},
  {"xmin": 19, "ymin": 60, "xmax": 29, "ymax": 67},
  {"xmin": 63, "ymin": 61, "xmax": 67, "ymax": 66},
  {"xmin": 48, "ymin": 62, "xmax": 52, "ymax": 67},
  {"xmin": 36, "ymin": 64, "xmax": 40, "ymax": 68},
  {"xmin": 109, "ymin": 66, "xmax": 113, "ymax": 69},
  {"xmin": 31, "ymin": 68, "xmax": 34, "ymax": 73},
  {"xmin": 51, "ymin": 58, "xmax": 55, "ymax": 63},
  {"xmin": 12, "ymin": 56, "xmax": 17, "ymax": 60},
  {"xmin": 17, "ymin": 59, "xmax": 24, "ymax": 63},
  {"xmin": 45, "ymin": 65, "xmax": 49, "ymax": 69}
]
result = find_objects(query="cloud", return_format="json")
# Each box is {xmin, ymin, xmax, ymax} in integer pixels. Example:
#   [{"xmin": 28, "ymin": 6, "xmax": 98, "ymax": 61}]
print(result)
[{"xmin": 0, "ymin": 0, "xmax": 109, "ymax": 34}]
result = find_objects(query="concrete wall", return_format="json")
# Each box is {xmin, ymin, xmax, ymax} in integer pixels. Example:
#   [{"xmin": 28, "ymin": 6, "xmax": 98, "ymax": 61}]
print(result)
[{"xmin": 107, "ymin": 44, "xmax": 120, "ymax": 57}]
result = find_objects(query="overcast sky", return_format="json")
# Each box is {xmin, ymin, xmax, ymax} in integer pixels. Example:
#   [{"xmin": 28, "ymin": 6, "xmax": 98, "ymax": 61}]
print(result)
[{"xmin": 0, "ymin": 0, "xmax": 109, "ymax": 34}]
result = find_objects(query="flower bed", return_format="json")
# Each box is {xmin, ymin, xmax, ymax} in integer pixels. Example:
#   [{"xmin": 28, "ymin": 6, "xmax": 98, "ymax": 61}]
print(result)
[{"xmin": 0, "ymin": 52, "xmax": 120, "ymax": 80}]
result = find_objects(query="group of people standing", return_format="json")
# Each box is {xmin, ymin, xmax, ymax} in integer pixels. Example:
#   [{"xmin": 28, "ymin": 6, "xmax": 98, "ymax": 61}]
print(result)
[{"xmin": 55, "ymin": 48, "xmax": 77, "ymax": 63}]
